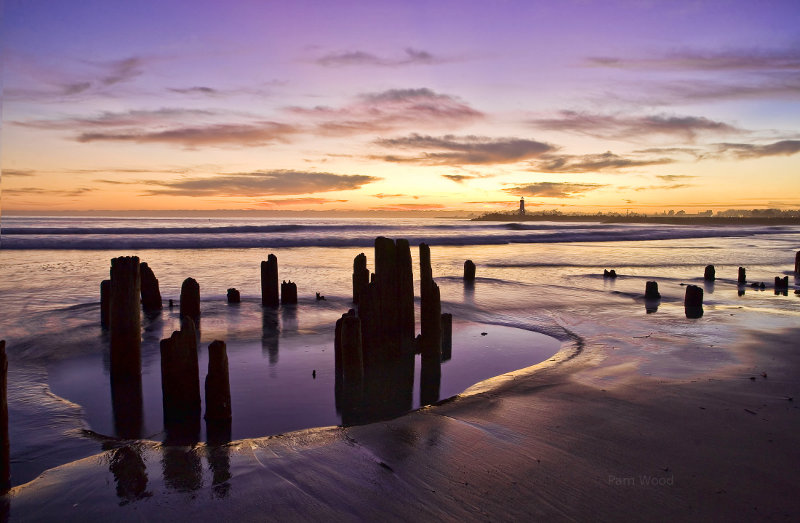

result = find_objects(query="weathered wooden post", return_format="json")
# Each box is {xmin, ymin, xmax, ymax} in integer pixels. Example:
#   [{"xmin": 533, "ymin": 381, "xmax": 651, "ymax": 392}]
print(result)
[
  {"xmin": 396, "ymin": 239, "xmax": 415, "ymax": 351},
  {"xmin": 100, "ymin": 279, "xmax": 111, "ymax": 328},
  {"xmin": 420, "ymin": 243, "xmax": 442, "ymax": 364},
  {"xmin": 464, "ymin": 260, "xmax": 476, "ymax": 282},
  {"xmin": 1, "ymin": 340, "xmax": 9, "ymax": 494},
  {"xmin": 441, "ymin": 313, "xmax": 453, "ymax": 362},
  {"xmin": 110, "ymin": 256, "xmax": 141, "ymax": 378},
  {"xmin": 226, "ymin": 288, "xmax": 240, "ymax": 303},
  {"xmin": 604, "ymin": 269, "xmax": 617, "ymax": 278},
  {"xmin": 261, "ymin": 254, "xmax": 279, "ymax": 307},
  {"xmin": 139, "ymin": 262, "xmax": 162, "ymax": 312},
  {"xmin": 340, "ymin": 314, "xmax": 364, "ymax": 388},
  {"xmin": 281, "ymin": 280, "xmax": 298, "ymax": 305},
  {"xmin": 180, "ymin": 277, "xmax": 200, "ymax": 326},
  {"xmin": 160, "ymin": 317, "xmax": 201, "ymax": 437},
  {"xmin": 704, "ymin": 265, "xmax": 715, "ymax": 281},
  {"xmin": 684, "ymin": 285, "xmax": 704, "ymax": 318},
  {"xmin": 645, "ymin": 281, "xmax": 661, "ymax": 300},
  {"xmin": 795, "ymin": 251, "xmax": 800, "ymax": 276},
  {"xmin": 738, "ymin": 267, "xmax": 747, "ymax": 285},
  {"xmin": 775, "ymin": 276, "xmax": 789, "ymax": 289},
  {"xmin": 352, "ymin": 253, "xmax": 370, "ymax": 304}
]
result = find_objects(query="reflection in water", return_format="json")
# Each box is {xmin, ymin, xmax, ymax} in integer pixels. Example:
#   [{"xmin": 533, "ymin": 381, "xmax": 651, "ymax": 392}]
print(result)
[
  {"xmin": 644, "ymin": 298, "xmax": 660, "ymax": 314},
  {"xmin": 262, "ymin": 308, "xmax": 279, "ymax": 364},
  {"xmin": 703, "ymin": 280, "xmax": 715, "ymax": 295},
  {"xmin": 281, "ymin": 305, "xmax": 298, "ymax": 334},
  {"xmin": 420, "ymin": 356, "xmax": 441, "ymax": 406},
  {"xmin": 463, "ymin": 281, "xmax": 475, "ymax": 303},
  {"xmin": 108, "ymin": 445, "xmax": 150, "ymax": 504},
  {"xmin": 338, "ymin": 354, "xmax": 415, "ymax": 426},
  {"xmin": 207, "ymin": 445, "xmax": 232, "ymax": 499},
  {"xmin": 161, "ymin": 445, "xmax": 203, "ymax": 493},
  {"xmin": 110, "ymin": 375, "xmax": 143, "ymax": 439}
]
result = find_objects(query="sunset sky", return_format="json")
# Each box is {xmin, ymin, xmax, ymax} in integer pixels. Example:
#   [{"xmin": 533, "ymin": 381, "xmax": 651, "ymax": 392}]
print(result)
[{"xmin": 2, "ymin": 0, "xmax": 799, "ymax": 214}]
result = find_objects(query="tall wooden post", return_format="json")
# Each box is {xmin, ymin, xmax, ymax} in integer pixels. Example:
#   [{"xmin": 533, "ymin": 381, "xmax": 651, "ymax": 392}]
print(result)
[
  {"xmin": 261, "ymin": 254, "xmax": 279, "ymax": 307},
  {"xmin": 180, "ymin": 277, "xmax": 200, "ymax": 325},
  {"xmin": 109, "ymin": 256, "xmax": 141, "ymax": 379},
  {"xmin": 352, "ymin": 253, "xmax": 369, "ymax": 304},
  {"xmin": 140, "ymin": 262, "xmax": 163, "ymax": 312},
  {"xmin": 1, "ymin": 340, "xmax": 9, "ymax": 493}
]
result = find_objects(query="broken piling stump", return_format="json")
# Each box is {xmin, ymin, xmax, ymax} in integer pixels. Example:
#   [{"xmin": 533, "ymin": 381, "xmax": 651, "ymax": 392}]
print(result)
[
  {"xmin": 340, "ymin": 314, "xmax": 364, "ymax": 389},
  {"xmin": 139, "ymin": 262, "xmax": 162, "ymax": 312},
  {"xmin": 684, "ymin": 285, "xmax": 704, "ymax": 318},
  {"xmin": 464, "ymin": 260, "xmax": 476, "ymax": 282},
  {"xmin": 109, "ymin": 256, "xmax": 141, "ymax": 379},
  {"xmin": 796, "ymin": 251, "xmax": 800, "ymax": 276},
  {"xmin": 281, "ymin": 280, "xmax": 298, "ymax": 304},
  {"xmin": 704, "ymin": 265, "xmax": 715, "ymax": 281},
  {"xmin": 160, "ymin": 318, "xmax": 201, "ymax": 430},
  {"xmin": 738, "ymin": 267, "xmax": 747, "ymax": 285},
  {"xmin": 1, "ymin": 340, "xmax": 9, "ymax": 494},
  {"xmin": 205, "ymin": 340, "xmax": 232, "ymax": 423},
  {"xmin": 645, "ymin": 281, "xmax": 661, "ymax": 300},
  {"xmin": 226, "ymin": 288, "xmax": 240, "ymax": 304},
  {"xmin": 420, "ymin": 243, "xmax": 442, "ymax": 364},
  {"xmin": 180, "ymin": 277, "xmax": 200, "ymax": 325},
  {"xmin": 261, "ymin": 254, "xmax": 279, "ymax": 307},
  {"xmin": 603, "ymin": 269, "xmax": 617, "ymax": 278},
  {"xmin": 775, "ymin": 276, "xmax": 789, "ymax": 289}
]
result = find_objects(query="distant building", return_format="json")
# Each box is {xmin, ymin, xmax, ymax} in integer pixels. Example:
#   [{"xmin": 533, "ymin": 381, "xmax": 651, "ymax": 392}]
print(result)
[{"xmin": 519, "ymin": 197, "xmax": 525, "ymax": 216}]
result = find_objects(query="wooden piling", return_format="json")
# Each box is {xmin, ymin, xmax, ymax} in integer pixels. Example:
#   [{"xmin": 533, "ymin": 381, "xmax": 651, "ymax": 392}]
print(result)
[
  {"xmin": 685, "ymin": 285, "xmax": 703, "ymax": 307},
  {"xmin": 645, "ymin": 281, "xmax": 661, "ymax": 300},
  {"xmin": 464, "ymin": 260, "xmax": 476, "ymax": 282},
  {"xmin": 261, "ymin": 254, "xmax": 279, "ymax": 307},
  {"xmin": 396, "ymin": 239, "xmax": 415, "ymax": 350},
  {"xmin": 340, "ymin": 315, "xmax": 364, "ymax": 387},
  {"xmin": 139, "ymin": 262, "xmax": 162, "ymax": 312},
  {"xmin": 204, "ymin": 340, "xmax": 232, "ymax": 422},
  {"xmin": 281, "ymin": 280, "xmax": 298, "ymax": 305},
  {"xmin": 795, "ymin": 251, "xmax": 800, "ymax": 276},
  {"xmin": 1, "ymin": 340, "xmax": 9, "ymax": 493},
  {"xmin": 738, "ymin": 267, "xmax": 747, "ymax": 285},
  {"xmin": 160, "ymin": 318, "xmax": 201, "ymax": 424},
  {"xmin": 109, "ymin": 256, "xmax": 141, "ymax": 378},
  {"xmin": 704, "ymin": 265, "xmax": 715, "ymax": 281},
  {"xmin": 352, "ymin": 253, "xmax": 369, "ymax": 304},
  {"xmin": 180, "ymin": 277, "xmax": 200, "ymax": 325},
  {"xmin": 420, "ymin": 243, "xmax": 442, "ymax": 364},
  {"xmin": 226, "ymin": 288, "xmax": 240, "ymax": 303}
]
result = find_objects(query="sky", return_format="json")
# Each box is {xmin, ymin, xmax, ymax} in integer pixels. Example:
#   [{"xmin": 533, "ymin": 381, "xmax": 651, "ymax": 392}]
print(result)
[{"xmin": 2, "ymin": 0, "xmax": 799, "ymax": 214}]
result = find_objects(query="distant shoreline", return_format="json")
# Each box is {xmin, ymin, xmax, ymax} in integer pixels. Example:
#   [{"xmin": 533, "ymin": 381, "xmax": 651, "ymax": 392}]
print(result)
[{"xmin": 472, "ymin": 214, "xmax": 800, "ymax": 226}]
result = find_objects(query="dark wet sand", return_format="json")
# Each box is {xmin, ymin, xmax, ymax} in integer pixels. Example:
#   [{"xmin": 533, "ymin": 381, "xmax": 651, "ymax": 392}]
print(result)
[{"xmin": 5, "ymin": 311, "xmax": 800, "ymax": 521}]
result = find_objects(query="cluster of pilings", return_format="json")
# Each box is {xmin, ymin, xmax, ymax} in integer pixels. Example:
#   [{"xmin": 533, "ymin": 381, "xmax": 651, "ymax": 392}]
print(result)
[{"xmin": 335, "ymin": 238, "xmax": 452, "ymax": 424}]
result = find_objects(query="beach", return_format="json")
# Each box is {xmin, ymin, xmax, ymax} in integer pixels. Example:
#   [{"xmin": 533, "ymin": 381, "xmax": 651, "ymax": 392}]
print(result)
[{"xmin": 1, "ymin": 217, "xmax": 799, "ymax": 520}]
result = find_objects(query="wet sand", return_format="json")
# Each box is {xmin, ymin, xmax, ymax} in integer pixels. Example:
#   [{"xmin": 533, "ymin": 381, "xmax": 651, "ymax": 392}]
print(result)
[{"xmin": 5, "ymin": 298, "xmax": 799, "ymax": 521}]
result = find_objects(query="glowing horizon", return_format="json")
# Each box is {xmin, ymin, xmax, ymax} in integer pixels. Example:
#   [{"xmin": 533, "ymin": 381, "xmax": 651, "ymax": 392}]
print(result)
[{"xmin": 2, "ymin": 0, "xmax": 799, "ymax": 214}]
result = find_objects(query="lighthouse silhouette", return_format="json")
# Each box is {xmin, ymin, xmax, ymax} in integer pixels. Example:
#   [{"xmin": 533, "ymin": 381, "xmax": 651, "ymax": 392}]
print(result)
[{"xmin": 519, "ymin": 196, "xmax": 525, "ymax": 216}]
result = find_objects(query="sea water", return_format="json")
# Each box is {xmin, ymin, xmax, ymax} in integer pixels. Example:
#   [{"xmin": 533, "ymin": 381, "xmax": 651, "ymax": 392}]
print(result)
[{"xmin": 1, "ymin": 216, "xmax": 798, "ymax": 486}]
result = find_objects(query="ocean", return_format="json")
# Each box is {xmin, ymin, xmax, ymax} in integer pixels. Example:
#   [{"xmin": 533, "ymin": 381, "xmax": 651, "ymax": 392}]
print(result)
[{"xmin": 1, "ymin": 216, "xmax": 798, "ymax": 487}]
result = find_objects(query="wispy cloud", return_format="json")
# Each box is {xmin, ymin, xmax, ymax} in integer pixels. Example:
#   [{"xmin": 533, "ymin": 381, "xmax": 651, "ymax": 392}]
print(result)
[
  {"xmin": 656, "ymin": 174, "xmax": 696, "ymax": 182},
  {"xmin": 371, "ymin": 193, "xmax": 409, "ymax": 199},
  {"xmin": 503, "ymin": 182, "xmax": 606, "ymax": 198},
  {"xmin": 715, "ymin": 140, "xmax": 800, "ymax": 159},
  {"xmin": 529, "ymin": 151, "xmax": 673, "ymax": 173},
  {"xmin": 587, "ymin": 49, "xmax": 800, "ymax": 71},
  {"xmin": 15, "ymin": 108, "xmax": 217, "ymax": 130},
  {"xmin": 315, "ymin": 48, "xmax": 444, "ymax": 67},
  {"xmin": 374, "ymin": 134, "xmax": 554, "ymax": 165},
  {"xmin": 2, "ymin": 169, "xmax": 37, "ymax": 177},
  {"xmin": 144, "ymin": 170, "xmax": 380, "ymax": 197},
  {"xmin": 2, "ymin": 186, "xmax": 95, "ymax": 197},
  {"xmin": 167, "ymin": 86, "xmax": 219, "ymax": 95},
  {"xmin": 371, "ymin": 203, "xmax": 445, "ymax": 210},
  {"xmin": 76, "ymin": 122, "xmax": 298, "ymax": 147},
  {"xmin": 442, "ymin": 174, "xmax": 476, "ymax": 183},
  {"xmin": 256, "ymin": 197, "xmax": 348, "ymax": 207},
  {"xmin": 287, "ymin": 88, "xmax": 482, "ymax": 134},
  {"xmin": 530, "ymin": 111, "xmax": 742, "ymax": 141},
  {"xmin": 5, "ymin": 54, "xmax": 149, "ymax": 101}
]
